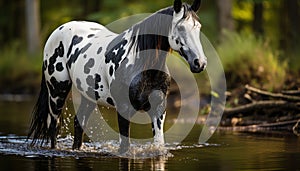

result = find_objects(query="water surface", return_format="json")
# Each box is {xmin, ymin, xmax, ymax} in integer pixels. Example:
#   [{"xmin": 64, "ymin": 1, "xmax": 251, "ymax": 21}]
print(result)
[{"xmin": 0, "ymin": 100, "xmax": 299, "ymax": 170}]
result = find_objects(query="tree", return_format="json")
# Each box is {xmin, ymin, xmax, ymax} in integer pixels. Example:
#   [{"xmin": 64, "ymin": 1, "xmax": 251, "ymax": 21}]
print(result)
[
  {"xmin": 25, "ymin": 0, "xmax": 41, "ymax": 54},
  {"xmin": 279, "ymin": 0, "xmax": 300, "ymax": 53},
  {"xmin": 252, "ymin": 0, "xmax": 264, "ymax": 36},
  {"xmin": 216, "ymin": 0, "xmax": 234, "ymax": 41}
]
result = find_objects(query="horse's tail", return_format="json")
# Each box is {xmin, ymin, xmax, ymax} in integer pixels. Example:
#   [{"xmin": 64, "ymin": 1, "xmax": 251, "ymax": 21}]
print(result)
[{"xmin": 27, "ymin": 71, "xmax": 50, "ymax": 145}]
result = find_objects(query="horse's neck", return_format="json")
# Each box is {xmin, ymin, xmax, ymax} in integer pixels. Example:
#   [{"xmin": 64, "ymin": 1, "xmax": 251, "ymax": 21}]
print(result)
[
  {"xmin": 109, "ymin": 8, "xmax": 173, "ymax": 74},
  {"xmin": 126, "ymin": 24, "xmax": 171, "ymax": 72}
]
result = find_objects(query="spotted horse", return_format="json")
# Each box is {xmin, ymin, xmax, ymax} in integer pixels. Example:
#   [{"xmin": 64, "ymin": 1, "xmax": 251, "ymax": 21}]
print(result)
[{"xmin": 28, "ymin": 0, "xmax": 207, "ymax": 153}]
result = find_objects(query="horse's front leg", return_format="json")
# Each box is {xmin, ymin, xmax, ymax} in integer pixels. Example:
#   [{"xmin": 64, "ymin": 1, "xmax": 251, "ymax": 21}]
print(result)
[
  {"xmin": 149, "ymin": 90, "xmax": 167, "ymax": 145},
  {"xmin": 152, "ymin": 111, "xmax": 166, "ymax": 145},
  {"xmin": 117, "ymin": 107, "xmax": 131, "ymax": 154}
]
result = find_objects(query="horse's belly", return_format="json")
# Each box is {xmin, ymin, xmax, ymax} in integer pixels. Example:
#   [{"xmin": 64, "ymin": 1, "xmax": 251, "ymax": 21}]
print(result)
[{"xmin": 71, "ymin": 50, "xmax": 115, "ymax": 108}]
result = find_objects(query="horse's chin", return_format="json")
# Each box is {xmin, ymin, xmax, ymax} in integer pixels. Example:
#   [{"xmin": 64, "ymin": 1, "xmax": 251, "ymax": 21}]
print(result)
[{"xmin": 190, "ymin": 66, "xmax": 204, "ymax": 73}]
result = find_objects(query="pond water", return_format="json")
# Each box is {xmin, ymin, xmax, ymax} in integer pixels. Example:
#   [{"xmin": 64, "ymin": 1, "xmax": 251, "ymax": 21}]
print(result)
[{"xmin": 0, "ymin": 100, "xmax": 299, "ymax": 170}]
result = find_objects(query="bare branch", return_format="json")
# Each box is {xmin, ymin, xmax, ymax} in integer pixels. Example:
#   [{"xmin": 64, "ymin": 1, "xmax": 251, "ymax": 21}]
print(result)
[
  {"xmin": 223, "ymin": 100, "xmax": 300, "ymax": 117},
  {"xmin": 245, "ymin": 84, "xmax": 300, "ymax": 102}
]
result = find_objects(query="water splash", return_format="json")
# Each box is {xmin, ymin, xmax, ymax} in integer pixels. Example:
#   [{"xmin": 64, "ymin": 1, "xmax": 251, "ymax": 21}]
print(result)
[{"xmin": 0, "ymin": 135, "xmax": 218, "ymax": 159}]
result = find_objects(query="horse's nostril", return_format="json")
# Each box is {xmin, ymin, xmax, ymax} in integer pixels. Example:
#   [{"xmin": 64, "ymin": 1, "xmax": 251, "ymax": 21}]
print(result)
[{"xmin": 194, "ymin": 59, "xmax": 200, "ymax": 68}]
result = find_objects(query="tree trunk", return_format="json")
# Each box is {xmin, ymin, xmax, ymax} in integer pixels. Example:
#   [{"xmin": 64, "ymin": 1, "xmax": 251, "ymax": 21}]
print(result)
[
  {"xmin": 216, "ymin": 0, "xmax": 234, "ymax": 41},
  {"xmin": 252, "ymin": 1, "xmax": 264, "ymax": 36},
  {"xmin": 25, "ymin": 0, "xmax": 41, "ymax": 54},
  {"xmin": 279, "ymin": 0, "xmax": 300, "ymax": 52}
]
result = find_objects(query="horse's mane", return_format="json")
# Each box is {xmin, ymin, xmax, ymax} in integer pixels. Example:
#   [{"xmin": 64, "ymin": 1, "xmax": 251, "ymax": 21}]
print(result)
[
  {"xmin": 125, "ymin": 7, "xmax": 172, "ymax": 71},
  {"xmin": 130, "ymin": 7, "xmax": 174, "ymax": 52},
  {"xmin": 128, "ymin": 4, "xmax": 199, "ymax": 69}
]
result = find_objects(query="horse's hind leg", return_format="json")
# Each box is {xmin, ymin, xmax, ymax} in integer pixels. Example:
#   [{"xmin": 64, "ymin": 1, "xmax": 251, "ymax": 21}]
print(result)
[
  {"xmin": 73, "ymin": 95, "xmax": 96, "ymax": 150},
  {"xmin": 46, "ymin": 77, "xmax": 72, "ymax": 148},
  {"xmin": 117, "ymin": 111, "xmax": 130, "ymax": 153}
]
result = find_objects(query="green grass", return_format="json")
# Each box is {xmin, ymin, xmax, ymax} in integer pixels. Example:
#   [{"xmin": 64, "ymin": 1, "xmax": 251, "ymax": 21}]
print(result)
[
  {"xmin": 217, "ymin": 31, "xmax": 288, "ymax": 91},
  {"xmin": 0, "ymin": 41, "xmax": 42, "ymax": 93}
]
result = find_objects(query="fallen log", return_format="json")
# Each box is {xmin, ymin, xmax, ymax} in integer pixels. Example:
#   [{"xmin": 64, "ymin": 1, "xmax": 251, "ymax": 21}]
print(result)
[
  {"xmin": 223, "ymin": 100, "xmax": 300, "ymax": 117},
  {"xmin": 219, "ymin": 119, "xmax": 300, "ymax": 136},
  {"xmin": 258, "ymin": 119, "xmax": 299, "ymax": 128},
  {"xmin": 245, "ymin": 84, "xmax": 300, "ymax": 102},
  {"xmin": 223, "ymin": 85, "xmax": 300, "ymax": 132},
  {"xmin": 282, "ymin": 89, "xmax": 300, "ymax": 95}
]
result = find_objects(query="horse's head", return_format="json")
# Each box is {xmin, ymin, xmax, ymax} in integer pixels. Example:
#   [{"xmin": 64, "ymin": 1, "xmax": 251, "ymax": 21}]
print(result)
[{"xmin": 168, "ymin": 0, "xmax": 206, "ymax": 73}]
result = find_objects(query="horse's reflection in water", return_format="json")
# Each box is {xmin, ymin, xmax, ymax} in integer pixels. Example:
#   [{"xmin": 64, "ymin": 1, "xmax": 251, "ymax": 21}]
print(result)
[{"xmin": 119, "ymin": 157, "xmax": 166, "ymax": 171}]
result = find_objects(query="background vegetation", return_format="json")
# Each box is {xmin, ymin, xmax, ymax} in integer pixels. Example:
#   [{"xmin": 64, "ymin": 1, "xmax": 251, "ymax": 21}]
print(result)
[{"xmin": 0, "ymin": 0, "xmax": 299, "ymax": 94}]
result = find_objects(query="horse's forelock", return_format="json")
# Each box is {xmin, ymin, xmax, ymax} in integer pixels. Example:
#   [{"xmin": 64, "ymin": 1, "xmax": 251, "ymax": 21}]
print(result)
[{"xmin": 180, "ymin": 3, "xmax": 200, "ymax": 24}]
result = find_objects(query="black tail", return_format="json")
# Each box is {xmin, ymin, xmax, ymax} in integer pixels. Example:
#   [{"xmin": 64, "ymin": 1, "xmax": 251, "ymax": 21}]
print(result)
[{"xmin": 27, "ymin": 72, "xmax": 50, "ymax": 146}]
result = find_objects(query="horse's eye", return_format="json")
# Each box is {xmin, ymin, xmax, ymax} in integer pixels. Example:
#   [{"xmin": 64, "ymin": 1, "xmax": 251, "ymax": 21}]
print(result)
[{"xmin": 175, "ymin": 39, "xmax": 179, "ymax": 44}]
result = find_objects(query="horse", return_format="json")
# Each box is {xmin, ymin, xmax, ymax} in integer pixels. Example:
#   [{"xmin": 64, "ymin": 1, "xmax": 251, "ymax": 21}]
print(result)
[{"xmin": 28, "ymin": 0, "xmax": 207, "ymax": 153}]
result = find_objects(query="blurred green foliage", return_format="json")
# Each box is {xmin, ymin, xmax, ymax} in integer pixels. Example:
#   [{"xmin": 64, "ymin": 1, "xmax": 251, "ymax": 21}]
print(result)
[
  {"xmin": 217, "ymin": 31, "xmax": 287, "ymax": 91},
  {"xmin": 0, "ymin": 41, "xmax": 42, "ymax": 93},
  {"xmin": 0, "ymin": 0, "xmax": 299, "ymax": 93}
]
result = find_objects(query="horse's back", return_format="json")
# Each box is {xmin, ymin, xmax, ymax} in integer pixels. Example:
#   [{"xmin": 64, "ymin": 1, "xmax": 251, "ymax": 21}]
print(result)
[
  {"xmin": 44, "ymin": 21, "xmax": 106, "ymax": 59},
  {"xmin": 43, "ymin": 21, "xmax": 118, "ymax": 104}
]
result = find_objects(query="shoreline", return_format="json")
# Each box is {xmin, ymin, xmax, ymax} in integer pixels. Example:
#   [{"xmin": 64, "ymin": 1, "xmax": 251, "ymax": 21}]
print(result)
[{"xmin": 0, "ymin": 94, "xmax": 34, "ymax": 102}]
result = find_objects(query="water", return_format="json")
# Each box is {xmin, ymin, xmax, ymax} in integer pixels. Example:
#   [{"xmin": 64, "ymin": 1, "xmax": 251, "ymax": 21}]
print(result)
[{"xmin": 0, "ymin": 100, "xmax": 300, "ymax": 170}]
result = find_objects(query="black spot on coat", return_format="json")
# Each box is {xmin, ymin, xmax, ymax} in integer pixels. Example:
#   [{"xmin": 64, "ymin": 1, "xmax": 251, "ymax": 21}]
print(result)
[
  {"xmin": 84, "ymin": 58, "xmax": 95, "ymax": 74},
  {"xmin": 85, "ymin": 74, "xmax": 101, "ymax": 100},
  {"xmin": 76, "ymin": 78, "xmax": 83, "ymax": 91},
  {"xmin": 86, "ymin": 87, "xmax": 100, "ymax": 100},
  {"xmin": 105, "ymin": 32, "xmax": 127, "ymax": 71},
  {"xmin": 67, "ymin": 43, "xmax": 92, "ymax": 69},
  {"xmin": 67, "ymin": 48, "xmax": 81, "ymax": 68},
  {"xmin": 157, "ymin": 118, "xmax": 161, "ymax": 130},
  {"xmin": 106, "ymin": 97, "xmax": 114, "ymax": 106},
  {"xmin": 47, "ymin": 77, "xmax": 71, "ymax": 99},
  {"xmin": 151, "ymin": 122, "xmax": 155, "ymax": 136},
  {"xmin": 86, "ymin": 75, "xmax": 95, "ymax": 88},
  {"xmin": 97, "ymin": 47, "xmax": 102, "ymax": 54},
  {"xmin": 81, "ymin": 43, "xmax": 92, "ymax": 54},
  {"xmin": 48, "ymin": 41, "xmax": 64, "ymax": 75},
  {"xmin": 95, "ymin": 74, "xmax": 101, "ymax": 83},
  {"xmin": 86, "ymin": 74, "xmax": 101, "ymax": 89},
  {"xmin": 67, "ymin": 35, "xmax": 83, "ymax": 58},
  {"xmin": 109, "ymin": 66, "xmax": 114, "ymax": 76},
  {"xmin": 56, "ymin": 62, "xmax": 64, "ymax": 72},
  {"xmin": 87, "ymin": 34, "xmax": 95, "ymax": 38}
]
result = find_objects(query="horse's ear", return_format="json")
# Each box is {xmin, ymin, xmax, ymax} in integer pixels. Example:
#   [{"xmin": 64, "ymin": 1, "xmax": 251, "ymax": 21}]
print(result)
[
  {"xmin": 174, "ymin": 0, "xmax": 182, "ymax": 13},
  {"xmin": 191, "ymin": 0, "xmax": 201, "ymax": 12}
]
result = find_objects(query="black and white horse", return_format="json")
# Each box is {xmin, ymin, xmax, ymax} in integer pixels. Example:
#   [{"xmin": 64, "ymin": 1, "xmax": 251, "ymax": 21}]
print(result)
[{"xmin": 28, "ymin": 0, "xmax": 206, "ymax": 153}]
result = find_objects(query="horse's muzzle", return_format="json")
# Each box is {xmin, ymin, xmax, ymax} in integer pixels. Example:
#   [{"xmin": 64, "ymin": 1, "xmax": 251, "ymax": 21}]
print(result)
[{"xmin": 191, "ymin": 59, "xmax": 206, "ymax": 73}]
